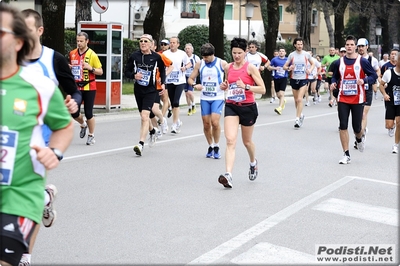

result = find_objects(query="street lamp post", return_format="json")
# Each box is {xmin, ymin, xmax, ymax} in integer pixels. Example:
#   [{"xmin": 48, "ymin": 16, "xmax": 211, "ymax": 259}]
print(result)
[
  {"xmin": 376, "ymin": 22, "xmax": 382, "ymax": 60},
  {"xmin": 241, "ymin": 2, "xmax": 257, "ymax": 41}
]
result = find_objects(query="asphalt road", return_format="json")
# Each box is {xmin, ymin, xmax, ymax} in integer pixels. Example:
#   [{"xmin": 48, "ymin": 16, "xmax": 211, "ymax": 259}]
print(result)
[{"xmin": 33, "ymin": 92, "xmax": 398, "ymax": 265}]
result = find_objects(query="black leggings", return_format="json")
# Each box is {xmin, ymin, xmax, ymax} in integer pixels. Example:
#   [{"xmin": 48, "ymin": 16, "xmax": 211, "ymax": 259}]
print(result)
[
  {"xmin": 337, "ymin": 102, "xmax": 364, "ymax": 133},
  {"xmin": 167, "ymin": 83, "xmax": 185, "ymax": 108},
  {"xmin": 80, "ymin": 90, "xmax": 96, "ymax": 120}
]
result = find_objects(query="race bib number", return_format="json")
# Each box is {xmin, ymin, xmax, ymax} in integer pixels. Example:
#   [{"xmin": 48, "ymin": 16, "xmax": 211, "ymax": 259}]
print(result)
[
  {"xmin": 167, "ymin": 71, "xmax": 179, "ymax": 83},
  {"xmin": 364, "ymin": 83, "xmax": 369, "ymax": 91},
  {"xmin": 393, "ymin": 88, "xmax": 400, "ymax": 105},
  {"xmin": 136, "ymin": 68, "xmax": 151, "ymax": 86},
  {"xmin": 0, "ymin": 128, "xmax": 18, "ymax": 185},
  {"xmin": 202, "ymin": 81, "xmax": 217, "ymax": 97},
  {"xmin": 227, "ymin": 83, "xmax": 246, "ymax": 102},
  {"xmin": 342, "ymin": 79, "xmax": 358, "ymax": 95},
  {"xmin": 276, "ymin": 67, "xmax": 285, "ymax": 77},
  {"xmin": 71, "ymin": 65, "xmax": 82, "ymax": 81},
  {"xmin": 294, "ymin": 64, "xmax": 305, "ymax": 75}
]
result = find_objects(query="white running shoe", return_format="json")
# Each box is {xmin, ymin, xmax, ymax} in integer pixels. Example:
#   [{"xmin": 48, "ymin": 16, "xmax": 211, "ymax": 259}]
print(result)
[
  {"xmin": 161, "ymin": 117, "xmax": 168, "ymax": 134},
  {"xmin": 270, "ymin": 97, "xmax": 275, "ymax": 103},
  {"xmin": 155, "ymin": 127, "xmax": 162, "ymax": 138},
  {"xmin": 218, "ymin": 173, "xmax": 233, "ymax": 188},
  {"xmin": 392, "ymin": 144, "xmax": 398, "ymax": 154},
  {"xmin": 133, "ymin": 144, "xmax": 143, "ymax": 156},
  {"xmin": 305, "ymin": 101, "xmax": 310, "ymax": 106},
  {"xmin": 294, "ymin": 118, "xmax": 300, "ymax": 129},
  {"xmin": 43, "ymin": 184, "xmax": 58, "ymax": 227},
  {"xmin": 357, "ymin": 136, "xmax": 365, "ymax": 152},
  {"xmin": 388, "ymin": 127, "xmax": 395, "ymax": 137},
  {"xmin": 339, "ymin": 154, "xmax": 351, "ymax": 164},
  {"xmin": 148, "ymin": 133, "xmax": 157, "ymax": 147},
  {"xmin": 299, "ymin": 114, "xmax": 305, "ymax": 127},
  {"xmin": 86, "ymin": 134, "xmax": 95, "ymax": 145}
]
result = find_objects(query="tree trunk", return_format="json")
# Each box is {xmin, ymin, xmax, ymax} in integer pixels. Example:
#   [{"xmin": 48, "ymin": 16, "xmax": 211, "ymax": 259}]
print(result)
[
  {"xmin": 322, "ymin": 0, "xmax": 335, "ymax": 48},
  {"xmin": 143, "ymin": 0, "xmax": 166, "ymax": 45},
  {"xmin": 298, "ymin": 0, "xmax": 313, "ymax": 49},
  {"xmin": 208, "ymin": 0, "xmax": 226, "ymax": 59},
  {"xmin": 260, "ymin": 0, "xmax": 279, "ymax": 98},
  {"xmin": 332, "ymin": 0, "xmax": 347, "ymax": 49},
  {"xmin": 75, "ymin": 0, "xmax": 92, "ymax": 32},
  {"xmin": 42, "ymin": 0, "xmax": 66, "ymax": 54}
]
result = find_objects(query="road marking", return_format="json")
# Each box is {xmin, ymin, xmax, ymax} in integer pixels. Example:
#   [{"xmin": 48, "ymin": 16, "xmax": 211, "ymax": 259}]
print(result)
[
  {"xmin": 349, "ymin": 175, "xmax": 398, "ymax": 186},
  {"xmin": 230, "ymin": 242, "xmax": 316, "ymax": 265},
  {"xmin": 312, "ymin": 198, "xmax": 398, "ymax": 227},
  {"xmin": 187, "ymin": 176, "xmax": 354, "ymax": 265}
]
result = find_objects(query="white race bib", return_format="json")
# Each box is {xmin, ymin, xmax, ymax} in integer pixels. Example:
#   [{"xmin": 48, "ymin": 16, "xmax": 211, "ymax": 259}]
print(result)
[
  {"xmin": 342, "ymin": 79, "xmax": 358, "ymax": 95},
  {"xmin": 136, "ymin": 68, "xmax": 151, "ymax": 86},
  {"xmin": 202, "ymin": 81, "xmax": 217, "ymax": 97},
  {"xmin": 71, "ymin": 65, "xmax": 82, "ymax": 81},
  {"xmin": 0, "ymin": 128, "xmax": 18, "ymax": 185},
  {"xmin": 227, "ymin": 83, "xmax": 246, "ymax": 102}
]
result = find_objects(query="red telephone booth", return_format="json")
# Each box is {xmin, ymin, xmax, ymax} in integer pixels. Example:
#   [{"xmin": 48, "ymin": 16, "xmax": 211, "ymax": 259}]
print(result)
[{"xmin": 78, "ymin": 21, "xmax": 123, "ymax": 111}]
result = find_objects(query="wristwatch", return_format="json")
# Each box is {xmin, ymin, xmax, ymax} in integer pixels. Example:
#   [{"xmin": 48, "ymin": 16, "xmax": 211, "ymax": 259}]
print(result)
[
  {"xmin": 50, "ymin": 148, "xmax": 63, "ymax": 161},
  {"xmin": 245, "ymin": 84, "xmax": 251, "ymax": 91},
  {"xmin": 91, "ymin": 68, "xmax": 96, "ymax": 73}
]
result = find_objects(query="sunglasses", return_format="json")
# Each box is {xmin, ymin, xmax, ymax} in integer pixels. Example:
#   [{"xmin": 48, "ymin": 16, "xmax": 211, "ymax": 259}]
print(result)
[
  {"xmin": 340, "ymin": 51, "xmax": 346, "ymax": 53},
  {"xmin": 160, "ymin": 43, "xmax": 169, "ymax": 46},
  {"xmin": 0, "ymin": 27, "xmax": 15, "ymax": 38},
  {"xmin": 139, "ymin": 39, "xmax": 150, "ymax": 43},
  {"xmin": 358, "ymin": 45, "xmax": 365, "ymax": 47}
]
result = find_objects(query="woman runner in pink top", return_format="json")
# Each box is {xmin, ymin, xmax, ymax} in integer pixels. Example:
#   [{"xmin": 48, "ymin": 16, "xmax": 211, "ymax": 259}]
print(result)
[{"xmin": 218, "ymin": 37, "xmax": 266, "ymax": 189}]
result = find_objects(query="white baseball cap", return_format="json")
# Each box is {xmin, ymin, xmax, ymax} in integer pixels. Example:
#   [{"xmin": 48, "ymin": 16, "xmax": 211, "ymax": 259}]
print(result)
[
  {"xmin": 340, "ymin": 47, "xmax": 346, "ymax": 52},
  {"xmin": 357, "ymin": 38, "xmax": 368, "ymax": 46}
]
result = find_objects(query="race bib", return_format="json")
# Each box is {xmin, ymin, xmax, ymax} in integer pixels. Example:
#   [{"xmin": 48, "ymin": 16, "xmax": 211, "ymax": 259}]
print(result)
[
  {"xmin": 227, "ymin": 83, "xmax": 246, "ymax": 102},
  {"xmin": 393, "ymin": 89, "xmax": 400, "ymax": 105},
  {"xmin": 294, "ymin": 64, "xmax": 305, "ymax": 75},
  {"xmin": 202, "ymin": 81, "xmax": 217, "ymax": 97},
  {"xmin": 276, "ymin": 67, "xmax": 285, "ymax": 77},
  {"xmin": 167, "ymin": 71, "xmax": 180, "ymax": 83},
  {"xmin": 71, "ymin": 65, "xmax": 82, "ymax": 81},
  {"xmin": 0, "ymin": 128, "xmax": 18, "ymax": 185},
  {"xmin": 342, "ymin": 79, "xmax": 358, "ymax": 96},
  {"xmin": 364, "ymin": 83, "xmax": 369, "ymax": 91},
  {"xmin": 136, "ymin": 68, "xmax": 151, "ymax": 86}
]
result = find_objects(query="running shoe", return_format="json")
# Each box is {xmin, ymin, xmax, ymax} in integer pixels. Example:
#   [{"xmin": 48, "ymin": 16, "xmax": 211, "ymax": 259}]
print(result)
[
  {"xmin": 192, "ymin": 105, "xmax": 196, "ymax": 114},
  {"xmin": 86, "ymin": 134, "xmax": 95, "ymax": 145},
  {"xmin": 294, "ymin": 118, "xmax": 300, "ymax": 129},
  {"xmin": 148, "ymin": 133, "xmax": 157, "ymax": 147},
  {"xmin": 270, "ymin": 97, "xmax": 275, "ymax": 103},
  {"xmin": 43, "ymin": 184, "xmax": 58, "ymax": 227},
  {"xmin": 353, "ymin": 140, "xmax": 358, "ymax": 150},
  {"xmin": 392, "ymin": 144, "xmax": 398, "ymax": 154},
  {"xmin": 161, "ymin": 117, "xmax": 168, "ymax": 134},
  {"xmin": 299, "ymin": 114, "xmax": 305, "ymax": 127},
  {"xmin": 213, "ymin": 146, "xmax": 221, "ymax": 159},
  {"xmin": 357, "ymin": 136, "xmax": 365, "ymax": 152},
  {"xmin": 188, "ymin": 108, "xmax": 192, "ymax": 116},
  {"xmin": 318, "ymin": 96, "xmax": 321, "ymax": 102},
  {"xmin": 248, "ymin": 159, "xmax": 258, "ymax": 181},
  {"xmin": 274, "ymin": 106, "xmax": 282, "ymax": 115},
  {"xmin": 167, "ymin": 108, "xmax": 172, "ymax": 118},
  {"xmin": 328, "ymin": 100, "xmax": 334, "ymax": 107},
  {"xmin": 339, "ymin": 154, "xmax": 351, "ymax": 164},
  {"xmin": 171, "ymin": 124, "xmax": 177, "ymax": 134},
  {"xmin": 19, "ymin": 258, "xmax": 30, "ymax": 266},
  {"xmin": 176, "ymin": 120, "xmax": 183, "ymax": 132},
  {"xmin": 156, "ymin": 127, "xmax": 162, "ymax": 138},
  {"xmin": 218, "ymin": 173, "xmax": 233, "ymax": 188},
  {"xmin": 305, "ymin": 101, "xmax": 310, "ymax": 106},
  {"xmin": 79, "ymin": 123, "xmax": 87, "ymax": 138},
  {"xmin": 206, "ymin": 146, "xmax": 213, "ymax": 158},
  {"xmin": 133, "ymin": 144, "xmax": 143, "ymax": 156},
  {"xmin": 388, "ymin": 127, "xmax": 395, "ymax": 137}
]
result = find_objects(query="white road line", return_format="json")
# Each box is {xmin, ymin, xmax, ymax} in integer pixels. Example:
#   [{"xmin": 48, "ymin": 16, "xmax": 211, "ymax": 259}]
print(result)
[
  {"xmin": 64, "ymin": 112, "xmax": 337, "ymax": 161},
  {"xmin": 348, "ymin": 175, "xmax": 398, "ymax": 186},
  {"xmin": 312, "ymin": 198, "xmax": 398, "ymax": 227},
  {"xmin": 230, "ymin": 242, "xmax": 316, "ymax": 265},
  {"xmin": 186, "ymin": 176, "xmax": 354, "ymax": 265}
]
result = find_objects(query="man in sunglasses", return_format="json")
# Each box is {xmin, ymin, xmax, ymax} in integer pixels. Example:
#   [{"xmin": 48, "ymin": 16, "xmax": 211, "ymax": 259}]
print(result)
[{"xmin": 125, "ymin": 34, "xmax": 166, "ymax": 156}]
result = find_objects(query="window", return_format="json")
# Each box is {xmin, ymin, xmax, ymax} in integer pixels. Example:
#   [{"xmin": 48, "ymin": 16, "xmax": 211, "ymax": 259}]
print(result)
[
  {"xmin": 311, "ymin": 9, "xmax": 318, "ymax": 26},
  {"xmin": 224, "ymin": 4, "xmax": 233, "ymax": 20},
  {"xmin": 279, "ymin": 5, "xmax": 283, "ymax": 22},
  {"xmin": 189, "ymin": 3, "xmax": 206, "ymax": 18}
]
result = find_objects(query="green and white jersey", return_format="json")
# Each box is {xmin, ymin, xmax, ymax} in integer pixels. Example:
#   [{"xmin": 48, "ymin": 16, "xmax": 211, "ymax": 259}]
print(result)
[{"xmin": 1, "ymin": 66, "xmax": 71, "ymax": 223}]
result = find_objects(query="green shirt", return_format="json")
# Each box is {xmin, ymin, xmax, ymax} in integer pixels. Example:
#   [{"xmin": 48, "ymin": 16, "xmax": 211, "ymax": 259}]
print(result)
[
  {"xmin": 321, "ymin": 54, "xmax": 340, "ymax": 78},
  {"xmin": 1, "ymin": 67, "xmax": 71, "ymax": 223}
]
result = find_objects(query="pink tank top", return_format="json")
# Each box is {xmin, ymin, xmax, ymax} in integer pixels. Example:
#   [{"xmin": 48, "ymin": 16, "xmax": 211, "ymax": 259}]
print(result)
[{"xmin": 226, "ymin": 62, "xmax": 255, "ymax": 104}]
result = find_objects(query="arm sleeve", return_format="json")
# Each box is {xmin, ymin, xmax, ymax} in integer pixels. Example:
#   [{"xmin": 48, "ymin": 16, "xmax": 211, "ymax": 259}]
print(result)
[
  {"xmin": 53, "ymin": 52, "xmax": 82, "ymax": 105},
  {"xmin": 158, "ymin": 55, "xmax": 166, "ymax": 84},
  {"xmin": 330, "ymin": 60, "xmax": 340, "ymax": 84}
]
